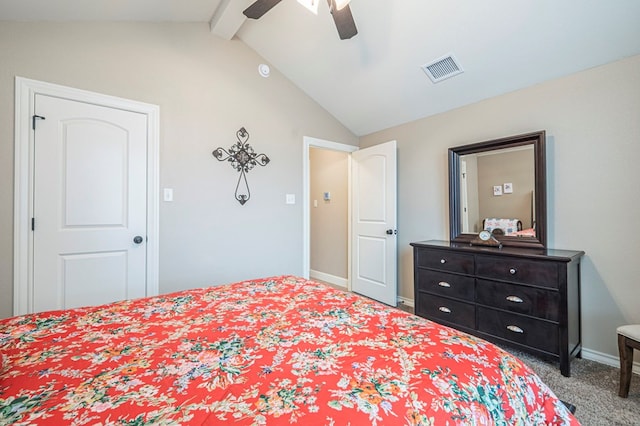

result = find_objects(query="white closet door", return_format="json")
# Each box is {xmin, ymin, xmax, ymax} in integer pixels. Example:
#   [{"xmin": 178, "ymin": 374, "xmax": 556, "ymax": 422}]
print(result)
[{"xmin": 32, "ymin": 94, "xmax": 148, "ymax": 312}]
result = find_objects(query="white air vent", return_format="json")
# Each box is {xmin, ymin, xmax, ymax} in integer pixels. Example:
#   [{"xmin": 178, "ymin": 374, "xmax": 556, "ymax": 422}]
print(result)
[{"xmin": 421, "ymin": 54, "xmax": 464, "ymax": 83}]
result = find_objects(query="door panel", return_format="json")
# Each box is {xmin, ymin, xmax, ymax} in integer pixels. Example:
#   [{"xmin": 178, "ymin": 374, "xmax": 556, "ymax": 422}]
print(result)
[
  {"xmin": 61, "ymin": 251, "xmax": 128, "ymax": 308},
  {"xmin": 351, "ymin": 140, "xmax": 397, "ymax": 306},
  {"xmin": 355, "ymin": 236, "xmax": 386, "ymax": 284},
  {"xmin": 357, "ymin": 155, "xmax": 386, "ymax": 220},
  {"xmin": 63, "ymin": 121, "xmax": 128, "ymax": 227},
  {"xmin": 33, "ymin": 94, "xmax": 148, "ymax": 312}
]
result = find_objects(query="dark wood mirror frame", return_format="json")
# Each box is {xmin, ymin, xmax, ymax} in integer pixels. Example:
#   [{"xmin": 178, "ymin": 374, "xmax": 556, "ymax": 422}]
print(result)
[{"xmin": 449, "ymin": 130, "xmax": 547, "ymax": 249}]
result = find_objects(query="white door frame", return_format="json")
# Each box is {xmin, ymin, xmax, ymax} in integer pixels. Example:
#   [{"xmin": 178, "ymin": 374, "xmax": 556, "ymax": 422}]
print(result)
[
  {"xmin": 302, "ymin": 136, "xmax": 358, "ymax": 288},
  {"xmin": 13, "ymin": 77, "xmax": 160, "ymax": 315}
]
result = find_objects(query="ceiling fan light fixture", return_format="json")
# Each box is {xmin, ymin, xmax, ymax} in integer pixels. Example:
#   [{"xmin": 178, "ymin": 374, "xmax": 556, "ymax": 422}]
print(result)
[
  {"xmin": 245, "ymin": 0, "xmax": 357, "ymax": 40},
  {"xmin": 334, "ymin": 0, "xmax": 351, "ymax": 10},
  {"xmin": 297, "ymin": 0, "xmax": 319, "ymax": 15}
]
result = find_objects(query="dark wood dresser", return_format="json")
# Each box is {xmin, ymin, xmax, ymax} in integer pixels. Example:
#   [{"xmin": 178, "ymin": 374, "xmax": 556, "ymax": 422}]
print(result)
[{"xmin": 411, "ymin": 240, "xmax": 583, "ymax": 377}]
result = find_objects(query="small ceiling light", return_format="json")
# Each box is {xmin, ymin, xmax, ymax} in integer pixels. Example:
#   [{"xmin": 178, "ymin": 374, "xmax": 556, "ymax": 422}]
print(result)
[
  {"xmin": 334, "ymin": 0, "xmax": 351, "ymax": 10},
  {"xmin": 258, "ymin": 64, "xmax": 270, "ymax": 78}
]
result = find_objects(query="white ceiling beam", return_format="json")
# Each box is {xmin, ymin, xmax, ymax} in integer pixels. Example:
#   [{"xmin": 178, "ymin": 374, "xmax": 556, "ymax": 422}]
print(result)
[{"xmin": 209, "ymin": 0, "xmax": 253, "ymax": 40}]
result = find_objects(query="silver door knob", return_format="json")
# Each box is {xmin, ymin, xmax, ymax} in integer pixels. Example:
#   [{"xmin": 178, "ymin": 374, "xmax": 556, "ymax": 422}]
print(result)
[{"xmin": 133, "ymin": 236, "xmax": 144, "ymax": 244}]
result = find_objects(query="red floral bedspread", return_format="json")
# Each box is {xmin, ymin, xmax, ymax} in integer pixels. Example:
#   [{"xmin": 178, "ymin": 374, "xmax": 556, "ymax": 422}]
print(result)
[{"xmin": 1, "ymin": 276, "xmax": 578, "ymax": 425}]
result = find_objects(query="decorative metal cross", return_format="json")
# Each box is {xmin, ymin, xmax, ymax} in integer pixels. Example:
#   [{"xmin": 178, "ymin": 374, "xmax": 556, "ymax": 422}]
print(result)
[{"xmin": 212, "ymin": 127, "xmax": 270, "ymax": 205}]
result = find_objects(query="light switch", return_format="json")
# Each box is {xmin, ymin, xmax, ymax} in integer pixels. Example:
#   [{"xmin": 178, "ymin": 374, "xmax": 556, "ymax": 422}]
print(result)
[
  {"xmin": 163, "ymin": 188, "xmax": 173, "ymax": 202},
  {"xmin": 313, "ymin": 199, "xmax": 318, "ymax": 208},
  {"xmin": 286, "ymin": 194, "xmax": 296, "ymax": 204}
]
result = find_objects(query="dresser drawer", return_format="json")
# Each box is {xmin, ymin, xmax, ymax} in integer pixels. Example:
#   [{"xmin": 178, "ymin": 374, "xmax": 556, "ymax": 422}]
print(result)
[
  {"xmin": 476, "ymin": 255, "xmax": 558, "ymax": 288},
  {"xmin": 412, "ymin": 241, "xmax": 583, "ymax": 377},
  {"xmin": 477, "ymin": 307, "xmax": 559, "ymax": 354},
  {"xmin": 416, "ymin": 293, "xmax": 475, "ymax": 329},
  {"xmin": 415, "ymin": 248, "xmax": 474, "ymax": 274},
  {"xmin": 416, "ymin": 269, "xmax": 475, "ymax": 301},
  {"xmin": 476, "ymin": 279, "xmax": 559, "ymax": 321}
]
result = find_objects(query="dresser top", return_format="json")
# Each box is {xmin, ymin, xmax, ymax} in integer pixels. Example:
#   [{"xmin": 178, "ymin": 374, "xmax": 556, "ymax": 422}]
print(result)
[{"xmin": 411, "ymin": 240, "xmax": 584, "ymax": 262}]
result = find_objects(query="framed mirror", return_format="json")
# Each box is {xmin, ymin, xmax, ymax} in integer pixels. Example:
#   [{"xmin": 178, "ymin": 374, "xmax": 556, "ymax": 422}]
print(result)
[{"xmin": 449, "ymin": 131, "xmax": 546, "ymax": 249}]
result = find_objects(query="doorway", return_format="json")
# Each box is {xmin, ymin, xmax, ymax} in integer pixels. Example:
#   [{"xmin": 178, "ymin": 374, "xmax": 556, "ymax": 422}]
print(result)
[
  {"xmin": 303, "ymin": 137, "xmax": 398, "ymax": 306},
  {"xmin": 13, "ymin": 77, "xmax": 160, "ymax": 315},
  {"xmin": 302, "ymin": 137, "xmax": 357, "ymax": 289},
  {"xmin": 309, "ymin": 147, "xmax": 350, "ymax": 288}
]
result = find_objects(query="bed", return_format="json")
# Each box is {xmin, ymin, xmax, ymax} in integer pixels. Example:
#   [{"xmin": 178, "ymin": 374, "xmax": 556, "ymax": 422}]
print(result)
[
  {"xmin": 482, "ymin": 218, "xmax": 522, "ymax": 236},
  {"xmin": 1, "ymin": 275, "xmax": 578, "ymax": 425}
]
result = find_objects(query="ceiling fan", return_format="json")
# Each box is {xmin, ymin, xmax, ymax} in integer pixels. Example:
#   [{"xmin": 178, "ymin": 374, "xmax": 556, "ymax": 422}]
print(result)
[{"xmin": 243, "ymin": 0, "xmax": 358, "ymax": 40}]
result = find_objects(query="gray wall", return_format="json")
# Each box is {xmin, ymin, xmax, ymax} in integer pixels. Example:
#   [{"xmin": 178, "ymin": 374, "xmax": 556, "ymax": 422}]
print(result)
[
  {"xmin": 0, "ymin": 22, "xmax": 358, "ymax": 319},
  {"xmin": 309, "ymin": 148, "xmax": 348, "ymax": 279},
  {"xmin": 360, "ymin": 54, "xmax": 640, "ymax": 360}
]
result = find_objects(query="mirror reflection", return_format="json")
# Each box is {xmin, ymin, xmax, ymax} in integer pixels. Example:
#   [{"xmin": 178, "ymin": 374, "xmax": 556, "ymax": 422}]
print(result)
[
  {"xmin": 460, "ymin": 146, "xmax": 536, "ymax": 237},
  {"xmin": 449, "ymin": 130, "xmax": 546, "ymax": 249}
]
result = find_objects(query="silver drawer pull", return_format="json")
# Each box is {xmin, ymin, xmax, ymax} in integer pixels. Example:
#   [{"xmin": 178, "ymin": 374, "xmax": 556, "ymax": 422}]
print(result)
[
  {"xmin": 509, "ymin": 268, "xmax": 517, "ymax": 275},
  {"xmin": 440, "ymin": 259, "xmax": 446, "ymax": 264},
  {"xmin": 506, "ymin": 295, "xmax": 524, "ymax": 303},
  {"xmin": 438, "ymin": 306, "xmax": 451, "ymax": 314},
  {"xmin": 507, "ymin": 325, "xmax": 524, "ymax": 333},
  {"xmin": 438, "ymin": 281, "xmax": 451, "ymax": 288}
]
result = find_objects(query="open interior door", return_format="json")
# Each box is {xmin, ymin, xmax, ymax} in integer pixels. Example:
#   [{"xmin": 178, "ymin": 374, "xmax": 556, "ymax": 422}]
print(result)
[{"xmin": 351, "ymin": 140, "xmax": 397, "ymax": 306}]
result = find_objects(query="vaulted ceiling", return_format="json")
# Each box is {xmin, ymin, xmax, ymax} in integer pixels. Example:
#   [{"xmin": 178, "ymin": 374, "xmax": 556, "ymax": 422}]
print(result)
[{"xmin": 2, "ymin": 0, "xmax": 640, "ymax": 136}]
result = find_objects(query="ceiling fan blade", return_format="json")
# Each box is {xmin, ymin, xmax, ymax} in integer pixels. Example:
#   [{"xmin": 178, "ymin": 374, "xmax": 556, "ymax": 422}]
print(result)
[
  {"xmin": 328, "ymin": 0, "xmax": 358, "ymax": 40},
  {"xmin": 243, "ymin": 0, "xmax": 283, "ymax": 19}
]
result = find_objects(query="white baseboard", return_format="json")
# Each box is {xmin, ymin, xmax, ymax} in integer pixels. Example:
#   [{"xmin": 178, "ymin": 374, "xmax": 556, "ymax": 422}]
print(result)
[
  {"xmin": 398, "ymin": 296, "xmax": 414, "ymax": 308},
  {"xmin": 309, "ymin": 270, "xmax": 347, "ymax": 289},
  {"xmin": 581, "ymin": 347, "xmax": 640, "ymax": 375}
]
